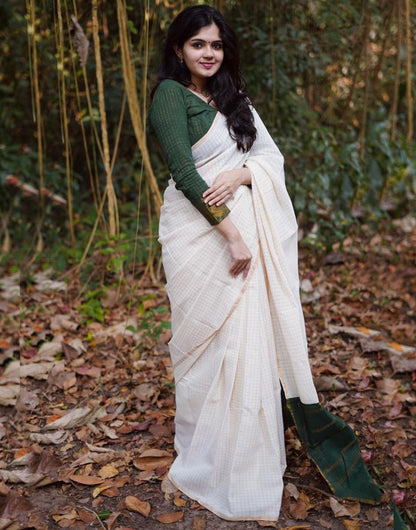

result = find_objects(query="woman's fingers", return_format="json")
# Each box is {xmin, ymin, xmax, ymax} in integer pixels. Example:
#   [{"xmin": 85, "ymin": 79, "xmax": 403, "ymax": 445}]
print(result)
[
  {"xmin": 230, "ymin": 257, "xmax": 251, "ymax": 278},
  {"xmin": 226, "ymin": 232, "xmax": 252, "ymax": 279},
  {"xmin": 203, "ymin": 185, "xmax": 233, "ymax": 206}
]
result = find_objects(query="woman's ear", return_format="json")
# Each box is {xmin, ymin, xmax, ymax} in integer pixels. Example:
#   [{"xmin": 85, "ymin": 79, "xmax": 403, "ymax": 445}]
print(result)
[{"xmin": 174, "ymin": 45, "xmax": 183, "ymax": 63}]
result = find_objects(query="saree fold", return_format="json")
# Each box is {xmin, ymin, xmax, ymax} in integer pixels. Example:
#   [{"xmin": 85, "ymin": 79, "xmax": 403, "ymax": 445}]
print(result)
[{"xmin": 158, "ymin": 111, "xmax": 380, "ymax": 520}]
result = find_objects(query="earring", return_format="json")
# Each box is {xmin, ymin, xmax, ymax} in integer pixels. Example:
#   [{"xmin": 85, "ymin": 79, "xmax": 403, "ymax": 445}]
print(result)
[{"xmin": 178, "ymin": 55, "xmax": 183, "ymax": 64}]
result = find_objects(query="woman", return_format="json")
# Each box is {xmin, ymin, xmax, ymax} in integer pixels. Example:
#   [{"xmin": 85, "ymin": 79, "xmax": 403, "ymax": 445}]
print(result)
[{"xmin": 148, "ymin": 5, "xmax": 380, "ymax": 522}]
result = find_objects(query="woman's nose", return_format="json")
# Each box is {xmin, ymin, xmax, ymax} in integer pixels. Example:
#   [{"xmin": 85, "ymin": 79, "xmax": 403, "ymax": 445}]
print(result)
[{"xmin": 203, "ymin": 45, "xmax": 214, "ymax": 57}]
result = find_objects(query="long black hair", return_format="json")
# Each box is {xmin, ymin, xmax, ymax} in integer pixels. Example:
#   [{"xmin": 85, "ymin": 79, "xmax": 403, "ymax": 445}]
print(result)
[{"xmin": 152, "ymin": 5, "xmax": 256, "ymax": 152}]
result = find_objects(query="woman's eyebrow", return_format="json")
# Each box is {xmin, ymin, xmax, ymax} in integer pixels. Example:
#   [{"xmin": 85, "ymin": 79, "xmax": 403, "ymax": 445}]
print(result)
[{"xmin": 190, "ymin": 37, "xmax": 223, "ymax": 43}]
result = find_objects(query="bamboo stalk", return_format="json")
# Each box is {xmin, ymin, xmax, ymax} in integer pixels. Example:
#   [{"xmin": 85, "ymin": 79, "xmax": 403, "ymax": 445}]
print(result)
[
  {"xmin": 27, "ymin": 0, "xmax": 44, "ymax": 199},
  {"xmin": 390, "ymin": 0, "xmax": 402, "ymax": 141},
  {"xmin": 116, "ymin": 0, "xmax": 162, "ymax": 215},
  {"xmin": 65, "ymin": 1, "xmax": 100, "ymax": 215},
  {"xmin": 56, "ymin": 0, "xmax": 76, "ymax": 248},
  {"xmin": 405, "ymin": 0, "xmax": 413, "ymax": 141},
  {"xmin": 359, "ymin": 12, "xmax": 370, "ymax": 160},
  {"xmin": 26, "ymin": 0, "xmax": 46, "ymax": 260},
  {"xmin": 1, "ymin": 214, "xmax": 11, "ymax": 254},
  {"xmin": 111, "ymin": 92, "xmax": 127, "ymax": 173},
  {"xmin": 92, "ymin": 0, "xmax": 119, "ymax": 238},
  {"xmin": 79, "ymin": 187, "xmax": 108, "ymax": 267}
]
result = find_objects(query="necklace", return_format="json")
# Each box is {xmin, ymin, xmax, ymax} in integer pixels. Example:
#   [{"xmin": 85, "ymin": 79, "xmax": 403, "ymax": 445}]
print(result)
[{"xmin": 193, "ymin": 86, "xmax": 210, "ymax": 98}]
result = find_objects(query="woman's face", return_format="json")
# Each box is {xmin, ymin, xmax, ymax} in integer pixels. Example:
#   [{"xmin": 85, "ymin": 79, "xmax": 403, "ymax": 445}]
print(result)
[{"xmin": 180, "ymin": 23, "xmax": 224, "ymax": 90}]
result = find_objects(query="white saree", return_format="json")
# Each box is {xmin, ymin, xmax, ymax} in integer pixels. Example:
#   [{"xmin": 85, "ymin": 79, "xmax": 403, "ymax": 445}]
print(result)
[{"xmin": 158, "ymin": 109, "xmax": 318, "ymax": 521}]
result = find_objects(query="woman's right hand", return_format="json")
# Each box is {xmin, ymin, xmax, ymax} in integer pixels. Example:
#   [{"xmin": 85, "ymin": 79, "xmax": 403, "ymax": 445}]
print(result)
[
  {"xmin": 215, "ymin": 216, "xmax": 252, "ymax": 279},
  {"xmin": 227, "ymin": 237, "xmax": 252, "ymax": 279}
]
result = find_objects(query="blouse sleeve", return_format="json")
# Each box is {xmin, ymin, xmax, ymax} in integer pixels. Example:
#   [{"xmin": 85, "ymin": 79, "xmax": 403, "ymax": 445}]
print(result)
[{"xmin": 148, "ymin": 80, "xmax": 230, "ymax": 225}]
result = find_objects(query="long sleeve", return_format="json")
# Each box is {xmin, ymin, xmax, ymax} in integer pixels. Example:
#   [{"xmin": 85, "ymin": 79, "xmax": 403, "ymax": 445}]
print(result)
[{"xmin": 148, "ymin": 80, "xmax": 230, "ymax": 225}]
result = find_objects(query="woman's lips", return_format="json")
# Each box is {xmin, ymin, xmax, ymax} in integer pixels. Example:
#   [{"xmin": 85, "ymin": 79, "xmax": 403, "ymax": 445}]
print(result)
[{"xmin": 201, "ymin": 63, "xmax": 214, "ymax": 69}]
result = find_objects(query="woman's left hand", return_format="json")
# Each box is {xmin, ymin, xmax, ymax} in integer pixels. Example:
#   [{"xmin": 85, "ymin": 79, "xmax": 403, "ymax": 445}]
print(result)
[{"xmin": 203, "ymin": 167, "xmax": 251, "ymax": 206}]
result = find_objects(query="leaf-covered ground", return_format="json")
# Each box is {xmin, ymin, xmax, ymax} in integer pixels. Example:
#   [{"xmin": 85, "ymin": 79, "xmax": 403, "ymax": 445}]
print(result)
[{"xmin": 1, "ymin": 216, "xmax": 415, "ymax": 529}]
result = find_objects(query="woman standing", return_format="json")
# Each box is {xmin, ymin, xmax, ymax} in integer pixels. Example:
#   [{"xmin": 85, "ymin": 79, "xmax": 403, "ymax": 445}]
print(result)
[{"xmin": 148, "ymin": 5, "xmax": 380, "ymax": 522}]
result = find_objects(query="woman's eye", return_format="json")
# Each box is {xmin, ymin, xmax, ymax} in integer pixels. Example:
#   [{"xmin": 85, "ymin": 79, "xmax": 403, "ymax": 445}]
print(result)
[
  {"xmin": 213, "ymin": 43, "xmax": 223, "ymax": 50},
  {"xmin": 192, "ymin": 43, "xmax": 202, "ymax": 48}
]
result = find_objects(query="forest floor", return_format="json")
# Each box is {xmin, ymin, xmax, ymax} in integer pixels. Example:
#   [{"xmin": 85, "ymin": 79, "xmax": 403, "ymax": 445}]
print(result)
[{"xmin": 1, "ymin": 216, "xmax": 416, "ymax": 530}]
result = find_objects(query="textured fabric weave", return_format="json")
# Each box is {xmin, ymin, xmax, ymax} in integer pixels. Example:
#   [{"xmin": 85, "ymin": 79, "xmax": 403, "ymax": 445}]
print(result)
[
  {"xmin": 159, "ymin": 112, "xmax": 317, "ymax": 520},
  {"xmin": 158, "ymin": 109, "xmax": 381, "ymax": 521}
]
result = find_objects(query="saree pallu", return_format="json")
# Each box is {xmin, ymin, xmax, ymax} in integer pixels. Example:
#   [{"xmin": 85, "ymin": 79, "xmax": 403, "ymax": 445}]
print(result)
[{"xmin": 158, "ymin": 111, "xmax": 380, "ymax": 521}]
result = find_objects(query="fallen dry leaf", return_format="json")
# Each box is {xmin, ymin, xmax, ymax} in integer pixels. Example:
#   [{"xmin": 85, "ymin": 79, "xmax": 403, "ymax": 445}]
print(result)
[
  {"xmin": 392, "ymin": 490, "xmax": 405, "ymax": 504},
  {"xmin": 329, "ymin": 498, "xmax": 361, "ymax": 518},
  {"xmin": 106, "ymin": 511, "xmax": 122, "ymax": 530},
  {"xmin": 156, "ymin": 511, "xmax": 184, "ymax": 523},
  {"xmin": 125, "ymin": 495, "xmax": 151, "ymax": 517},
  {"xmin": 30, "ymin": 431, "xmax": 69, "ymax": 445},
  {"xmin": 45, "ymin": 406, "xmax": 106, "ymax": 430},
  {"xmin": 92, "ymin": 484, "xmax": 113, "ymax": 498},
  {"xmin": 69, "ymin": 474, "xmax": 104, "ymax": 486},
  {"xmin": 99, "ymin": 423, "xmax": 119, "ymax": 439},
  {"xmin": 290, "ymin": 491, "xmax": 311, "ymax": 520},
  {"xmin": 173, "ymin": 494, "xmax": 187, "ymax": 507},
  {"xmin": 284, "ymin": 482, "xmax": 300, "ymax": 500},
  {"xmin": 50, "ymin": 314, "xmax": 79, "ymax": 331},
  {"xmin": 37, "ymin": 341, "xmax": 62, "ymax": 359},
  {"xmin": 134, "ymin": 449, "xmax": 173, "ymax": 471},
  {"xmin": 191, "ymin": 516, "xmax": 206, "ymax": 529},
  {"xmin": 0, "ymin": 384, "xmax": 20, "ymax": 406},
  {"xmin": 52, "ymin": 508, "xmax": 78, "ymax": 523},
  {"xmin": 77, "ymin": 508, "xmax": 96, "ymax": 524},
  {"xmin": 101, "ymin": 486, "xmax": 119, "ymax": 497},
  {"xmin": 135, "ymin": 382, "xmax": 157, "ymax": 401},
  {"xmin": 280, "ymin": 526, "xmax": 311, "ymax": 530},
  {"xmin": 365, "ymin": 507, "xmax": 379, "ymax": 521},
  {"xmin": 314, "ymin": 375, "xmax": 349, "ymax": 392},
  {"xmin": 98, "ymin": 464, "xmax": 119, "ymax": 479},
  {"xmin": 341, "ymin": 520, "xmax": 360, "ymax": 530},
  {"xmin": 0, "ymin": 489, "xmax": 34, "ymax": 520}
]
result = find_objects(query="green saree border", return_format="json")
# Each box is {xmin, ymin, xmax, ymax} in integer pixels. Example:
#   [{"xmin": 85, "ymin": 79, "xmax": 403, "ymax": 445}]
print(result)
[{"xmin": 286, "ymin": 397, "xmax": 381, "ymax": 504}]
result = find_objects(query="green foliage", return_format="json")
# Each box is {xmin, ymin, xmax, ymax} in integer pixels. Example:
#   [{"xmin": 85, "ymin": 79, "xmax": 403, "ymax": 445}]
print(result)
[
  {"xmin": 77, "ymin": 288, "xmax": 108, "ymax": 324},
  {"xmin": 1, "ymin": 0, "xmax": 415, "ymax": 267},
  {"xmin": 127, "ymin": 294, "xmax": 170, "ymax": 351}
]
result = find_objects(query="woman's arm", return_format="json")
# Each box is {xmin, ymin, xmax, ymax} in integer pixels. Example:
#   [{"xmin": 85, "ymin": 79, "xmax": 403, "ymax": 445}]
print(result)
[
  {"xmin": 215, "ymin": 216, "xmax": 252, "ymax": 279},
  {"xmin": 148, "ymin": 80, "xmax": 230, "ymax": 225}
]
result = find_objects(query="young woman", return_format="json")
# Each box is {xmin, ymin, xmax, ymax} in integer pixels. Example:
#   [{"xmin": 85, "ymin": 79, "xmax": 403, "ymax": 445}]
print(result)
[{"xmin": 148, "ymin": 5, "xmax": 380, "ymax": 522}]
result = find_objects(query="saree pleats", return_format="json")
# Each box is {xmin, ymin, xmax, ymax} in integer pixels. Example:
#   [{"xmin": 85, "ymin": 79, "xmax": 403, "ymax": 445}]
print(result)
[{"xmin": 170, "ymin": 258, "xmax": 287, "ymax": 520}]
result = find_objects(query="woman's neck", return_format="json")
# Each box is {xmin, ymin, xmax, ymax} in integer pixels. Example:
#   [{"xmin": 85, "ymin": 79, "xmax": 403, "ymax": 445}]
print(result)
[{"xmin": 191, "ymin": 79, "xmax": 209, "ymax": 97}]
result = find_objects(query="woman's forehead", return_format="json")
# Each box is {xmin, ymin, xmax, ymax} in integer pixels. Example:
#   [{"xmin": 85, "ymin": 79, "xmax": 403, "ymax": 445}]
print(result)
[{"xmin": 189, "ymin": 23, "xmax": 221, "ymax": 42}]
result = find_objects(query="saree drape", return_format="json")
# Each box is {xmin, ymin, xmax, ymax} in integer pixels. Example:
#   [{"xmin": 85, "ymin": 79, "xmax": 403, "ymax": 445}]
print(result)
[{"xmin": 158, "ymin": 110, "xmax": 380, "ymax": 521}]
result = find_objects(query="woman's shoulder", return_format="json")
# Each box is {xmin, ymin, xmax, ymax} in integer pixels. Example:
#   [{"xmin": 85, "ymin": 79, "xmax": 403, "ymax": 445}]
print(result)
[
  {"xmin": 153, "ymin": 78, "xmax": 187, "ymax": 98},
  {"xmin": 148, "ymin": 79, "xmax": 190, "ymax": 127}
]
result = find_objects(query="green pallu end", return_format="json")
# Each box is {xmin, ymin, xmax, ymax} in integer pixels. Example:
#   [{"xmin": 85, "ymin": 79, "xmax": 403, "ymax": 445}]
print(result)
[
  {"xmin": 286, "ymin": 397, "xmax": 381, "ymax": 504},
  {"xmin": 393, "ymin": 503, "xmax": 409, "ymax": 530}
]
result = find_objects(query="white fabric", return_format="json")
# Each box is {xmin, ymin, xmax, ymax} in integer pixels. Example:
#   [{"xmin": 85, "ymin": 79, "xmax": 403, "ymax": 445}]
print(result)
[{"xmin": 158, "ymin": 110, "xmax": 318, "ymax": 521}]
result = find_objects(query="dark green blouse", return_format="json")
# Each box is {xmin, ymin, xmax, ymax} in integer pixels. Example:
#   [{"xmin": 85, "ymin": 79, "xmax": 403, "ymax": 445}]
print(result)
[{"xmin": 148, "ymin": 79, "xmax": 230, "ymax": 225}]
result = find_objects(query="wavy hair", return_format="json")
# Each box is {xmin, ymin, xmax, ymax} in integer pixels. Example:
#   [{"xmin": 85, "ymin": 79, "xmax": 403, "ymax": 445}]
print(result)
[{"xmin": 152, "ymin": 5, "xmax": 256, "ymax": 152}]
